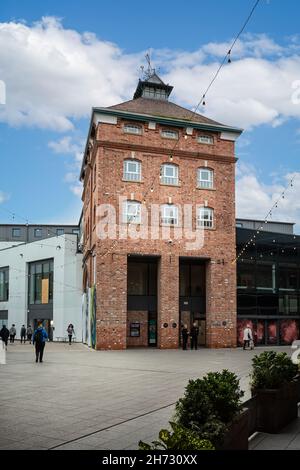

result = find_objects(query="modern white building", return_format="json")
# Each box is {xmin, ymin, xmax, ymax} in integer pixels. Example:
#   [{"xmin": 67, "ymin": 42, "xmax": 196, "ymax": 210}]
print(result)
[{"xmin": 0, "ymin": 224, "xmax": 83, "ymax": 341}]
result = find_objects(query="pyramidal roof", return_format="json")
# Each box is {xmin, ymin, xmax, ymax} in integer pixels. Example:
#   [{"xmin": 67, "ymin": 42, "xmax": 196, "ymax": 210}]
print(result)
[{"xmin": 107, "ymin": 72, "xmax": 223, "ymax": 126}]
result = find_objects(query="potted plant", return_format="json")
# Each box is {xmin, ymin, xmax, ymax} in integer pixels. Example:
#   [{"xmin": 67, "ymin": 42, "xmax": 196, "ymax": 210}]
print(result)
[
  {"xmin": 251, "ymin": 351, "xmax": 299, "ymax": 433},
  {"xmin": 173, "ymin": 370, "xmax": 249, "ymax": 450},
  {"xmin": 139, "ymin": 422, "xmax": 214, "ymax": 450}
]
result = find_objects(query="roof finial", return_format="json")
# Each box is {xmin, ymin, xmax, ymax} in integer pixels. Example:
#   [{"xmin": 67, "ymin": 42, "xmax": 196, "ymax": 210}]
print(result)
[{"xmin": 144, "ymin": 52, "xmax": 155, "ymax": 80}]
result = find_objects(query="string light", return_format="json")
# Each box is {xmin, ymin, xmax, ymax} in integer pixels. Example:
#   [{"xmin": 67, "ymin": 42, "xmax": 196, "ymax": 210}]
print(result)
[{"xmin": 234, "ymin": 174, "xmax": 297, "ymax": 264}]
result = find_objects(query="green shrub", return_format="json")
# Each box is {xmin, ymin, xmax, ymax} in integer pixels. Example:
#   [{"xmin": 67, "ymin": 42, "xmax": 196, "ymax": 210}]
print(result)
[
  {"xmin": 251, "ymin": 351, "xmax": 299, "ymax": 390},
  {"xmin": 174, "ymin": 370, "xmax": 244, "ymax": 446},
  {"xmin": 138, "ymin": 422, "xmax": 214, "ymax": 450}
]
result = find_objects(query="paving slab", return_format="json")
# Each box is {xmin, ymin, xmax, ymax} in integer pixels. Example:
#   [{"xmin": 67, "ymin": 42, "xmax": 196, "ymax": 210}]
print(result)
[{"xmin": 0, "ymin": 342, "xmax": 296, "ymax": 450}]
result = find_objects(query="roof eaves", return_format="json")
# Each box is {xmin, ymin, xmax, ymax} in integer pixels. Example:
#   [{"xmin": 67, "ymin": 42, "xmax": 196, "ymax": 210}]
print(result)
[{"xmin": 92, "ymin": 107, "xmax": 243, "ymax": 134}]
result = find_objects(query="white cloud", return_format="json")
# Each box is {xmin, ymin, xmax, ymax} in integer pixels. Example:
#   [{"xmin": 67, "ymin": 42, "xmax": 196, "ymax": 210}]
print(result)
[
  {"xmin": 1, "ymin": 18, "xmax": 300, "ymax": 131},
  {"xmin": 236, "ymin": 163, "xmax": 300, "ymax": 229},
  {"xmin": 0, "ymin": 191, "xmax": 9, "ymax": 204},
  {"xmin": 48, "ymin": 135, "xmax": 83, "ymax": 197},
  {"xmin": 0, "ymin": 17, "xmax": 141, "ymax": 131},
  {"xmin": 48, "ymin": 135, "xmax": 84, "ymax": 163}
]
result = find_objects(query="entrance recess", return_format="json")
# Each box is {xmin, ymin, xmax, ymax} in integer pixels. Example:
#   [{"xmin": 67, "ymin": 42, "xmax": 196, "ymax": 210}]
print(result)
[
  {"xmin": 127, "ymin": 256, "xmax": 158, "ymax": 348},
  {"xmin": 179, "ymin": 258, "xmax": 206, "ymax": 347}
]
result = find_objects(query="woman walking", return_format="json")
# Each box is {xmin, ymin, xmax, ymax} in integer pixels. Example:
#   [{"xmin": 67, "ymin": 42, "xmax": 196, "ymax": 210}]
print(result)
[{"xmin": 67, "ymin": 324, "xmax": 75, "ymax": 345}]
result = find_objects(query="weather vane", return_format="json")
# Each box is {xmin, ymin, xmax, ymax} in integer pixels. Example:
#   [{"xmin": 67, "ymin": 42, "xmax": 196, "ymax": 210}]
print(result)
[{"xmin": 140, "ymin": 52, "xmax": 155, "ymax": 80}]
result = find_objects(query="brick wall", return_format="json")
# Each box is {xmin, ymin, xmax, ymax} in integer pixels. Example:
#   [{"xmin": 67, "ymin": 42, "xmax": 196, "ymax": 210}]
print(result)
[
  {"xmin": 82, "ymin": 116, "xmax": 238, "ymax": 349},
  {"xmin": 127, "ymin": 311, "xmax": 148, "ymax": 347}
]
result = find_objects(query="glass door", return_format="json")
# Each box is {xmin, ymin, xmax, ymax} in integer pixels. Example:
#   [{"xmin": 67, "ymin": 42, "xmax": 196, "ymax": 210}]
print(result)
[{"xmin": 148, "ymin": 311, "xmax": 157, "ymax": 347}]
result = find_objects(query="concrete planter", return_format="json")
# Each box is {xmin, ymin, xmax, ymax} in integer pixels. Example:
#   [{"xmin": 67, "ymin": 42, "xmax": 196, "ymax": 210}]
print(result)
[
  {"xmin": 218, "ymin": 408, "xmax": 249, "ymax": 450},
  {"xmin": 252, "ymin": 381, "xmax": 299, "ymax": 433}
]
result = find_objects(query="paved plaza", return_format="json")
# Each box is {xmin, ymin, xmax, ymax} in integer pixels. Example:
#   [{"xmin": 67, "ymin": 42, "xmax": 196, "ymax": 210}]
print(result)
[{"xmin": 0, "ymin": 342, "xmax": 299, "ymax": 450}]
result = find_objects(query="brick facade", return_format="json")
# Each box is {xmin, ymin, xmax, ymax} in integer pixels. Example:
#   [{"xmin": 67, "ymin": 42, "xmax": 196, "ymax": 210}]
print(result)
[{"xmin": 81, "ymin": 75, "xmax": 242, "ymax": 350}]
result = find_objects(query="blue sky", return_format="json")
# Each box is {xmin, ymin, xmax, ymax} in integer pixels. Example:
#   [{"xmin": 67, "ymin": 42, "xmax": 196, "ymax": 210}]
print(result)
[{"xmin": 1, "ymin": 0, "xmax": 300, "ymax": 227}]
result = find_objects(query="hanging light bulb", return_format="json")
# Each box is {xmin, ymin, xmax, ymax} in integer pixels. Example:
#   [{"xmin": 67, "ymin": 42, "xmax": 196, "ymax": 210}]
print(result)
[{"xmin": 169, "ymin": 155, "xmax": 173, "ymax": 162}]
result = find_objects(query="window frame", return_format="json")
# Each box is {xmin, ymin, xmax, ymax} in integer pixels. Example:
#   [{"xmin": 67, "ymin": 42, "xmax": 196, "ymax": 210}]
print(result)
[
  {"xmin": 34, "ymin": 228, "xmax": 42, "ymax": 238},
  {"xmin": 123, "ymin": 200, "xmax": 142, "ymax": 224},
  {"xmin": 161, "ymin": 204, "xmax": 179, "ymax": 226},
  {"xmin": 197, "ymin": 168, "xmax": 214, "ymax": 190},
  {"xmin": 12, "ymin": 228, "xmax": 21, "ymax": 238},
  {"xmin": 160, "ymin": 163, "xmax": 179, "ymax": 186},
  {"xmin": 28, "ymin": 259, "xmax": 54, "ymax": 305},
  {"xmin": 161, "ymin": 129, "xmax": 179, "ymax": 140},
  {"xmin": 56, "ymin": 228, "xmax": 64, "ymax": 236},
  {"xmin": 197, "ymin": 207, "xmax": 214, "ymax": 229},
  {"xmin": 123, "ymin": 123, "xmax": 143, "ymax": 135},
  {"xmin": 123, "ymin": 159, "xmax": 142, "ymax": 182},
  {"xmin": 197, "ymin": 135, "xmax": 214, "ymax": 145}
]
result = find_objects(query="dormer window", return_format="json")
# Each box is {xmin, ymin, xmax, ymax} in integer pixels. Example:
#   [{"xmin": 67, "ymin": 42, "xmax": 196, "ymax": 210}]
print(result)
[
  {"xmin": 161, "ymin": 129, "xmax": 179, "ymax": 140},
  {"xmin": 198, "ymin": 135, "xmax": 214, "ymax": 145},
  {"xmin": 160, "ymin": 164, "xmax": 179, "ymax": 186},
  {"xmin": 124, "ymin": 124, "xmax": 142, "ymax": 135},
  {"xmin": 123, "ymin": 160, "xmax": 141, "ymax": 182}
]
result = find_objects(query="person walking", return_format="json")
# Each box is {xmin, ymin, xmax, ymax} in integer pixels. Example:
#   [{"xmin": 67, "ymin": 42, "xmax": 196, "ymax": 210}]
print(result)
[
  {"xmin": 243, "ymin": 324, "xmax": 253, "ymax": 350},
  {"xmin": 0, "ymin": 325, "xmax": 9, "ymax": 350},
  {"xmin": 190, "ymin": 322, "xmax": 199, "ymax": 350},
  {"xmin": 20, "ymin": 325, "xmax": 26, "ymax": 344},
  {"xmin": 181, "ymin": 324, "xmax": 189, "ymax": 350},
  {"xmin": 32, "ymin": 323, "xmax": 48, "ymax": 363},
  {"xmin": 67, "ymin": 324, "xmax": 75, "ymax": 345},
  {"xmin": 26, "ymin": 325, "xmax": 33, "ymax": 344},
  {"xmin": 9, "ymin": 324, "xmax": 16, "ymax": 344}
]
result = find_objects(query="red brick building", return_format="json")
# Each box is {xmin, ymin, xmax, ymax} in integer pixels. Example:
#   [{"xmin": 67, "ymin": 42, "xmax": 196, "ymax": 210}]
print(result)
[{"xmin": 80, "ymin": 73, "xmax": 243, "ymax": 349}]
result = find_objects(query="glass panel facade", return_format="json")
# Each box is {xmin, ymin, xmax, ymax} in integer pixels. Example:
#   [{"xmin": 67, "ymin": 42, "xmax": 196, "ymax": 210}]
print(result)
[
  {"xmin": 279, "ymin": 264, "xmax": 297, "ymax": 290},
  {"xmin": 0, "ymin": 268, "xmax": 9, "ymax": 301},
  {"xmin": 237, "ymin": 261, "xmax": 255, "ymax": 289},
  {"xmin": 28, "ymin": 259, "xmax": 54, "ymax": 305},
  {"xmin": 256, "ymin": 262, "xmax": 276, "ymax": 291},
  {"xmin": 237, "ymin": 228, "xmax": 300, "ymax": 346}
]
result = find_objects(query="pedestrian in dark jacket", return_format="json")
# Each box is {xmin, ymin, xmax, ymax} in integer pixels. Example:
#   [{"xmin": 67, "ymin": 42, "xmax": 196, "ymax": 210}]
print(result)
[
  {"xmin": 32, "ymin": 323, "xmax": 48, "ymax": 363},
  {"xmin": 67, "ymin": 324, "xmax": 75, "ymax": 345},
  {"xmin": 20, "ymin": 325, "xmax": 26, "ymax": 344},
  {"xmin": 0, "ymin": 325, "xmax": 9, "ymax": 349},
  {"xmin": 27, "ymin": 325, "xmax": 33, "ymax": 344},
  {"xmin": 9, "ymin": 324, "xmax": 16, "ymax": 343},
  {"xmin": 190, "ymin": 322, "xmax": 199, "ymax": 350},
  {"xmin": 181, "ymin": 324, "xmax": 189, "ymax": 350}
]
